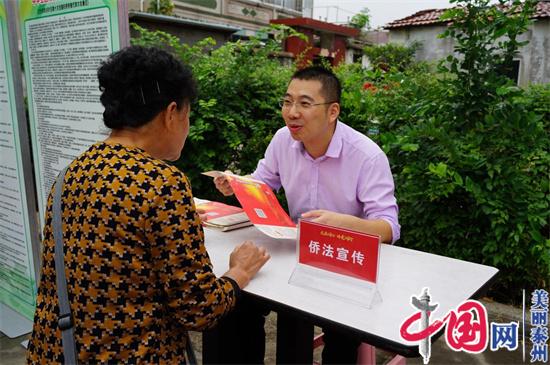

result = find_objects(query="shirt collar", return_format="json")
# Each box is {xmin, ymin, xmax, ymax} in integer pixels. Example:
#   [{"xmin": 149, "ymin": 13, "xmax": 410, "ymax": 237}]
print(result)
[{"xmin": 324, "ymin": 121, "xmax": 343, "ymax": 159}]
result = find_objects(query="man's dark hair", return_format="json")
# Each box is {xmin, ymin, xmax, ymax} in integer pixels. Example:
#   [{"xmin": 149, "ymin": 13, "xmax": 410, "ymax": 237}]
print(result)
[
  {"xmin": 291, "ymin": 66, "xmax": 341, "ymax": 104},
  {"xmin": 97, "ymin": 46, "xmax": 197, "ymax": 129}
]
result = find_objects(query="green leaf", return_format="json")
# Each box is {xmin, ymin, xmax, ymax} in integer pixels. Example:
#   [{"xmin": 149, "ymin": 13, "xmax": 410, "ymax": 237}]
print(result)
[
  {"xmin": 428, "ymin": 162, "xmax": 448, "ymax": 177},
  {"xmin": 400, "ymin": 143, "xmax": 419, "ymax": 152}
]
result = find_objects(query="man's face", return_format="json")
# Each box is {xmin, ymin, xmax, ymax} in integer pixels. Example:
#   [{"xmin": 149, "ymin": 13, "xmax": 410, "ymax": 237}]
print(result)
[{"xmin": 282, "ymin": 79, "xmax": 338, "ymax": 149}]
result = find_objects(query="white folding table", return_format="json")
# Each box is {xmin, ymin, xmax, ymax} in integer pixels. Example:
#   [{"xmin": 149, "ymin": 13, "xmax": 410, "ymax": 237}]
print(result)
[{"xmin": 203, "ymin": 226, "xmax": 498, "ymax": 362}]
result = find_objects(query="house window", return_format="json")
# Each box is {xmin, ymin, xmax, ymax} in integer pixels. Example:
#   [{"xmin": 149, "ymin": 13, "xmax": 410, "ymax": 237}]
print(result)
[
  {"xmin": 312, "ymin": 34, "xmax": 321, "ymax": 48},
  {"xmin": 510, "ymin": 60, "xmax": 520, "ymax": 85},
  {"xmin": 499, "ymin": 59, "xmax": 521, "ymax": 85}
]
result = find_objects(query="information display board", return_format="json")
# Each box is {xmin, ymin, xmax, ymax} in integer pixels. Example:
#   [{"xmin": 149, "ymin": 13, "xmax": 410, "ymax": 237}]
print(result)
[
  {"xmin": 0, "ymin": 0, "xmax": 41, "ymax": 335},
  {"xmin": 20, "ymin": 0, "xmax": 128, "ymax": 224}
]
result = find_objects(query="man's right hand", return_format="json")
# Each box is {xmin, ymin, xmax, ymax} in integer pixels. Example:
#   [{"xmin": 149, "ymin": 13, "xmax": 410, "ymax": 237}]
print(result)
[
  {"xmin": 224, "ymin": 241, "xmax": 270, "ymax": 289},
  {"xmin": 214, "ymin": 170, "xmax": 235, "ymax": 196}
]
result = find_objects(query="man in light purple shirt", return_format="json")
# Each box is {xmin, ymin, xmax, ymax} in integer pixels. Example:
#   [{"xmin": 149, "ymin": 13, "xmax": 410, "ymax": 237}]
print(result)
[
  {"xmin": 215, "ymin": 67, "xmax": 399, "ymax": 243},
  {"xmin": 208, "ymin": 66, "xmax": 400, "ymax": 364},
  {"xmin": 251, "ymin": 117, "xmax": 400, "ymax": 243}
]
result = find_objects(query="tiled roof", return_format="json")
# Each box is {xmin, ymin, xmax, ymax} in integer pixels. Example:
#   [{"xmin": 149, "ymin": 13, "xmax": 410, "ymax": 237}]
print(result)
[
  {"xmin": 533, "ymin": 0, "xmax": 550, "ymax": 18},
  {"xmin": 384, "ymin": 1, "xmax": 550, "ymax": 29}
]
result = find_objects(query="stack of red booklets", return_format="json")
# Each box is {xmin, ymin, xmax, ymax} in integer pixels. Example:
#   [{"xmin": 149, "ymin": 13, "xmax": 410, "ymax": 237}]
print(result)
[
  {"xmin": 201, "ymin": 171, "xmax": 298, "ymax": 239},
  {"xmin": 195, "ymin": 200, "xmax": 253, "ymax": 231}
]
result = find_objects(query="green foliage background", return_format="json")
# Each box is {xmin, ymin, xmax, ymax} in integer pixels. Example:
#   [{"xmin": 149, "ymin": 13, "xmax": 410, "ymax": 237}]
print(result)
[
  {"xmin": 131, "ymin": 0, "xmax": 549, "ymax": 302},
  {"xmin": 339, "ymin": 0, "xmax": 549, "ymax": 302},
  {"xmin": 363, "ymin": 42, "xmax": 421, "ymax": 71}
]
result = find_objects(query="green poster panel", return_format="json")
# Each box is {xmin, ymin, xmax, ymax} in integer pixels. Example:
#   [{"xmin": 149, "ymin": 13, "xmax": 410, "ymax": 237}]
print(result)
[
  {"xmin": 0, "ymin": 0, "xmax": 41, "ymax": 336},
  {"xmin": 20, "ymin": 0, "xmax": 128, "ymax": 225}
]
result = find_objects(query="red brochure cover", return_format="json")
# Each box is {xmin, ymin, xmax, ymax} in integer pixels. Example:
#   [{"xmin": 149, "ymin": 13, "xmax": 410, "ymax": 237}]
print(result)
[
  {"xmin": 226, "ymin": 175, "xmax": 295, "ymax": 227},
  {"xmin": 202, "ymin": 171, "xmax": 297, "ymax": 239}
]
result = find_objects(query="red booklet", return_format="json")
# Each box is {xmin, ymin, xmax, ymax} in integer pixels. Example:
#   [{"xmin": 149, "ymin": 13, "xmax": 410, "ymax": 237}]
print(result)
[
  {"xmin": 195, "ymin": 200, "xmax": 252, "ymax": 231},
  {"xmin": 202, "ymin": 171, "xmax": 297, "ymax": 239}
]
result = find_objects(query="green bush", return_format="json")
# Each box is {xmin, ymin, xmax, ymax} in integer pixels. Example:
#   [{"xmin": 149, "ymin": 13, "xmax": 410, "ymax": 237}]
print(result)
[
  {"xmin": 382, "ymin": 83, "xmax": 549, "ymax": 303},
  {"xmin": 336, "ymin": 62, "xmax": 442, "ymax": 137},
  {"xmin": 349, "ymin": 8, "xmax": 370, "ymax": 30},
  {"xmin": 340, "ymin": 70, "xmax": 549, "ymax": 303},
  {"xmin": 351, "ymin": 0, "xmax": 549, "ymax": 302},
  {"xmin": 363, "ymin": 42, "xmax": 421, "ymax": 72}
]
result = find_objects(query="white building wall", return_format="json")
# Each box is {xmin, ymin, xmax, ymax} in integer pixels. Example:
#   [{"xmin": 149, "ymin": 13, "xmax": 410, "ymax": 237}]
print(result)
[
  {"xmin": 345, "ymin": 49, "xmax": 354, "ymax": 64},
  {"xmin": 522, "ymin": 20, "xmax": 550, "ymax": 85},
  {"xmin": 388, "ymin": 20, "xmax": 550, "ymax": 85},
  {"xmin": 388, "ymin": 25, "xmax": 454, "ymax": 62}
]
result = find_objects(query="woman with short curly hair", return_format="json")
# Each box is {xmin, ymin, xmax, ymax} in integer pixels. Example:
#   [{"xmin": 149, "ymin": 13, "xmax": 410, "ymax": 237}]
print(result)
[{"xmin": 27, "ymin": 46, "xmax": 269, "ymax": 364}]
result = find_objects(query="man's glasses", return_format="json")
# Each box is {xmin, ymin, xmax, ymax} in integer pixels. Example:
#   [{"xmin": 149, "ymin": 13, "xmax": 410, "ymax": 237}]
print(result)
[{"xmin": 279, "ymin": 99, "xmax": 337, "ymax": 111}]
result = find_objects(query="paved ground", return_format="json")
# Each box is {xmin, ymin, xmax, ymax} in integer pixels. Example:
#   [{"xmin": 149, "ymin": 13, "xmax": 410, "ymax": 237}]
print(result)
[{"xmin": 1, "ymin": 299, "xmax": 528, "ymax": 364}]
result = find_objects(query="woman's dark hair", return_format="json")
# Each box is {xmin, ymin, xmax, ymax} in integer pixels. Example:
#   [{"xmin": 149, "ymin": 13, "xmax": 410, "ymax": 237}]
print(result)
[{"xmin": 97, "ymin": 46, "xmax": 197, "ymax": 129}]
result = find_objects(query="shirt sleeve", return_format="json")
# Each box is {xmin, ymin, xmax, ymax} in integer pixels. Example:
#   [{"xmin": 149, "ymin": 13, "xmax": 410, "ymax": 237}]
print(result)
[
  {"xmin": 251, "ymin": 133, "xmax": 282, "ymax": 191},
  {"xmin": 358, "ymin": 152, "xmax": 401, "ymax": 243},
  {"xmin": 146, "ymin": 172, "xmax": 237, "ymax": 331}
]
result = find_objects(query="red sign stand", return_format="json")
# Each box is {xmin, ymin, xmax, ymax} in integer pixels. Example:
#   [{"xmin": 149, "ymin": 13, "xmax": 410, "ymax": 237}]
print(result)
[{"xmin": 289, "ymin": 220, "xmax": 382, "ymax": 308}]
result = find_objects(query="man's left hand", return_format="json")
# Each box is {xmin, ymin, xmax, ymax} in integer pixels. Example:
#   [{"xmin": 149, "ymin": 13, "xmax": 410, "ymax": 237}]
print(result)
[
  {"xmin": 302, "ymin": 209, "xmax": 393, "ymax": 243},
  {"xmin": 301, "ymin": 210, "xmax": 345, "ymax": 227}
]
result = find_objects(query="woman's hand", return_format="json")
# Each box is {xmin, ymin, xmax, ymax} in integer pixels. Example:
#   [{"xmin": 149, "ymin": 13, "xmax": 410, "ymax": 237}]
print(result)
[
  {"xmin": 197, "ymin": 208, "xmax": 208, "ymax": 222},
  {"xmin": 225, "ymin": 241, "xmax": 270, "ymax": 289}
]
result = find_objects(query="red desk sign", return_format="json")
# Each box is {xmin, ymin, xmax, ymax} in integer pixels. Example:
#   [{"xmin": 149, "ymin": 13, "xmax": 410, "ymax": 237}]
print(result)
[{"xmin": 298, "ymin": 220, "xmax": 380, "ymax": 283}]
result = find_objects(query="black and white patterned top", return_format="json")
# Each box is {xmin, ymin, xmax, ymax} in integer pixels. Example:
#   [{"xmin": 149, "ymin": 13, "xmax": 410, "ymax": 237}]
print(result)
[{"xmin": 27, "ymin": 142, "xmax": 237, "ymax": 364}]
